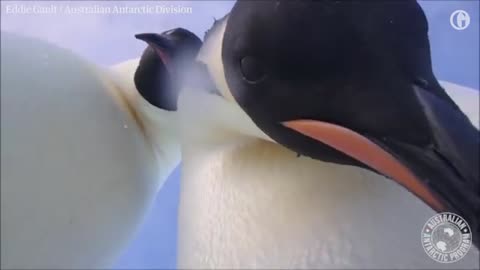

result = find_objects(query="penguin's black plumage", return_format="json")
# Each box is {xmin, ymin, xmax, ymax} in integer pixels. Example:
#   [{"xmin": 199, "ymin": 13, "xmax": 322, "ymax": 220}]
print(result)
[
  {"xmin": 212, "ymin": 0, "xmax": 479, "ymax": 246},
  {"xmin": 130, "ymin": 0, "xmax": 479, "ymax": 248},
  {"xmin": 134, "ymin": 28, "xmax": 202, "ymax": 111}
]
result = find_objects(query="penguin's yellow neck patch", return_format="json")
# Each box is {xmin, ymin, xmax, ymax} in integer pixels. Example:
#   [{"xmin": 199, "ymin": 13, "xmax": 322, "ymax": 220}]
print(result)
[
  {"xmin": 94, "ymin": 65, "xmax": 148, "ymax": 139},
  {"xmin": 197, "ymin": 16, "xmax": 236, "ymax": 103}
]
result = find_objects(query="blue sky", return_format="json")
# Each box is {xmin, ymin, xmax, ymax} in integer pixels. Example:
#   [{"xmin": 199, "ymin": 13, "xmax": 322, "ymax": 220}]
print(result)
[{"xmin": 1, "ymin": 1, "xmax": 478, "ymax": 269}]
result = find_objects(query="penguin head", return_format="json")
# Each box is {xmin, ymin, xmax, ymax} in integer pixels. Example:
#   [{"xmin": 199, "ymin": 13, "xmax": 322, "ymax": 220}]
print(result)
[
  {"xmin": 221, "ymin": 1, "xmax": 442, "ymax": 147},
  {"xmin": 134, "ymin": 28, "xmax": 202, "ymax": 111},
  {"xmin": 201, "ymin": 0, "xmax": 480, "ymax": 243}
]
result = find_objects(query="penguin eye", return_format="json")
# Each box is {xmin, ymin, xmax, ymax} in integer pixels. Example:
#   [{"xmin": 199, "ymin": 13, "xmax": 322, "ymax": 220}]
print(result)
[{"xmin": 240, "ymin": 56, "xmax": 266, "ymax": 83}]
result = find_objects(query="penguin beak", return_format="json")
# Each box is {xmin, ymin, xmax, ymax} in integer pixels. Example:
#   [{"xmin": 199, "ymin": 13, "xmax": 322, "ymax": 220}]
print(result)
[
  {"xmin": 280, "ymin": 86, "xmax": 479, "ymax": 244},
  {"xmin": 135, "ymin": 33, "xmax": 175, "ymax": 71},
  {"xmin": 283, "ymin": 119, "xmax": 445, "ymax": 210},
  {"xmin": 133, "ymin": 28, "xmax": 203, "ymax": 111}
]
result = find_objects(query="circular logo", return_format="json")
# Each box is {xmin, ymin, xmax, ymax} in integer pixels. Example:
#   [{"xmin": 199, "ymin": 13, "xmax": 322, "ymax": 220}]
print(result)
[
  {"xmin": 450, "ymin": 10, "xmax": 470, "ymax": 30},
  {"xmin": 422, "ymin": 212, "xmax": 472, "ymax": 263}
]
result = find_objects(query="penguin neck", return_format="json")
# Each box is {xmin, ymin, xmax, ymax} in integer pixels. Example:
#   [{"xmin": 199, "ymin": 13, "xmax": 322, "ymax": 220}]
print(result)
[
  {"xmin": 176, "ymin": 89, "xmax": 480, "ymax": 269},
  {"xmin": 109, "ymin": 59, "xmax": 181, "ymax": 184}
]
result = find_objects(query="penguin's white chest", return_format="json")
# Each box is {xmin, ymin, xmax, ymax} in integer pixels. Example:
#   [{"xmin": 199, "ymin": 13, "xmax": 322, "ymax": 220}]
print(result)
[{"xmin": 177, "ymin": 140, "xmax": 479, "ymax": 269}]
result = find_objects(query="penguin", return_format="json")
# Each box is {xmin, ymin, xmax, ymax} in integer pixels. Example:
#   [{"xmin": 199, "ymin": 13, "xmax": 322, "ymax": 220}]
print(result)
[
  {"xmin": 0, "ymin": 28, "xmax": 201, "ymax": 269},
  {"xmin": 175, "ymin": 1, "xmax": 479, "ymax": 269}
]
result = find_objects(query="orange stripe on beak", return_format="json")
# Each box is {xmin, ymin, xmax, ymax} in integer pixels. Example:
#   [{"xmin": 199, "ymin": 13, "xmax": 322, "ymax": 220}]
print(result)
[
  {"xmin": 283, "ymin": 119, "xmax": 445, "ymax": 212},
  {"xmin": 150, "ymin": 45, "xmax": 173, "ymax": 74}
]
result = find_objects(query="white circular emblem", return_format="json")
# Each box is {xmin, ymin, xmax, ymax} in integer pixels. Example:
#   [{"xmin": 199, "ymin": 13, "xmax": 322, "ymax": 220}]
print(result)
[
  {"xmin": 422, "ymin": 212, "xmax": 472, "ymax": 263},
  {"xmin": 450, "ymin": 10, "xmax": 470, "ymax": 30}
]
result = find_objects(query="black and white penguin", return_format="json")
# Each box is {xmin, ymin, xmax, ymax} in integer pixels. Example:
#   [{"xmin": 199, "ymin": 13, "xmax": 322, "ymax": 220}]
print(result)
[
  {"xmin": 175, "ymin": 1, "xmax": 479, "ymax": 268},
  {"xmin": 0, "ymin": 28, "xmax": 201, "ymax": 269},
  {"xmin": 2, "ymin": 1, "xmax": 478, "ymax": 269}
]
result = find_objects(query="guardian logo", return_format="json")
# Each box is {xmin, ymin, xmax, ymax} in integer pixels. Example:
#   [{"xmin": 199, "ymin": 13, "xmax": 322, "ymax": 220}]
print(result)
[{"xmin": 450, "ymin": 10, "xmax": 470, "ymax": 30}]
